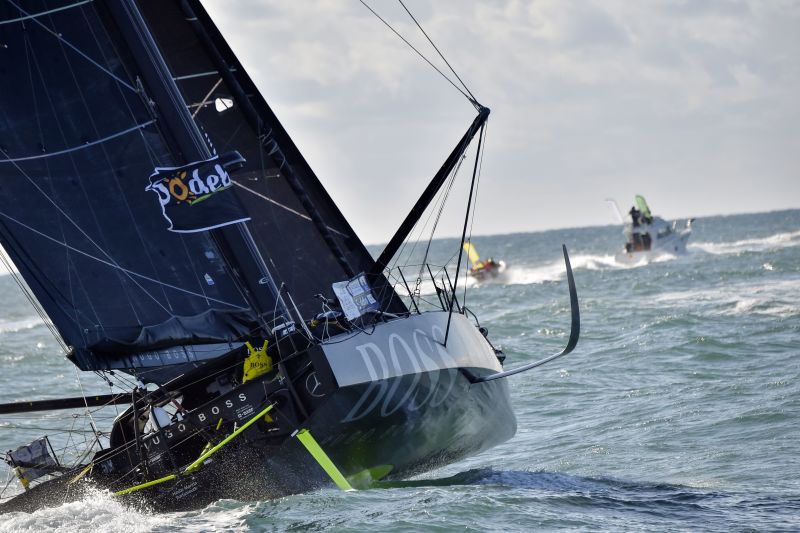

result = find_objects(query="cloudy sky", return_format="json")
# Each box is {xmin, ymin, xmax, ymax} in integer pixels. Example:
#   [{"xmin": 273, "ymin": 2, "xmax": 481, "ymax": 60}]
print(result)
[{"xmin": 204, "ymin": 0, "xmax": 799, "ymax": 245}]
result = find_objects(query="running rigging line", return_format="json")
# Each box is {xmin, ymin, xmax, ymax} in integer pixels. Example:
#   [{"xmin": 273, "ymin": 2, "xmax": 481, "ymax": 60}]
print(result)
[
  {"xmin": 0, "ymin": 208, "xmax": 247, "ymax": 310},
  {"xmin": 396, "ymin": 0, "xmax": 478, "ymax": 104},
  {"xmin": 361, "ymin": 0, "xmax": 489, "ymax": 306},
  {"xmin": 0, "ymin": 0, "xmax": 92, "ymax": 25},
  {"xmin": 358, "ymin": 0, "xmax": 479, "ymax": 109},
  {"xmin": 5, "ymin": 0, "xmax": 136, "ymax": 92},
  {"xmin": 463, "ymin": 122, "xmax": 488, "ymax": 308},
  {"xmin": 0, "ymin": 121, "xmax": 156, "ymax": 163}
]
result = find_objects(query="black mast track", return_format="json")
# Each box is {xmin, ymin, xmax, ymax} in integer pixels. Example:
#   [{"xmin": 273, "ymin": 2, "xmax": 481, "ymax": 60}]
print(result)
[
  {"xmin": 0, "ymin": 394, "xmax": 132, "ymax": 415},
  {"xmin": 373, "ymin": 106, "xmax": 490, "ymax": 274},
  {"xmin": 179, "ymin": 0, "xmax": 355, "ymax": 280}
]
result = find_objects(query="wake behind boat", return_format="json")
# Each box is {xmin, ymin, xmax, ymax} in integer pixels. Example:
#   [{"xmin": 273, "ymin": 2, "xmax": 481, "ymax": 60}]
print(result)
[
  {"xmin": 611, "ymin": 196, "xmax": 693, "ymax": 265},
  {"xmin": 0, "ymin": 0, "xmax": 579, "ymax": 513}
]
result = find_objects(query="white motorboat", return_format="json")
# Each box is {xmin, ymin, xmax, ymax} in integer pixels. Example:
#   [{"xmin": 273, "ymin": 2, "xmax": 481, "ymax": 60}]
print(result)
[{"xmin": 611, "ymin": 196, "xmax": 693, "ymax": 265}]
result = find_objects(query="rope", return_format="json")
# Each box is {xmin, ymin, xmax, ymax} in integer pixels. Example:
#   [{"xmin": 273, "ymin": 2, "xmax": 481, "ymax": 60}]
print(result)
[
  {"xmin": 191, "ymin": 78, "xmax": 223, "ymax": 119},
  {"xmin": 233, "ymin": 182, "xmax": 349, "ymax": 237},
  {"xmin": 5, "ymin": 0, "xmax": 136, "ymax": 92},
  {"xmin": 444, "ymin": 123, "xmax": 485, "ymax": 344},
  {"xmin": 0, "ymin": 0, "xmax": 93, "ymax": 26},
  {"xmin": 397, "ymin": 0, "xmax": 478, "ymax": 104},
  {"xmin": 0, "ymin": 209, "xmax": 247, "ymax": 310},
  {"xmin": 0, "ymin": 246, "xmax": 67, "ymax": 352},
  {"xmin": 464, "ymin": 121, "xmax": 488, "ymax": 307},
  {"xmin": 358, "ymin": 0, "xmax": 477, "ymax": 107}
]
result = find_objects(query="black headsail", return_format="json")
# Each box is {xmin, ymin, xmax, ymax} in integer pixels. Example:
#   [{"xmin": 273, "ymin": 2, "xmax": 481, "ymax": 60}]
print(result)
[
  {"xmin": 0, "ymin": 0, "xmax": 279, "ymax": 376},
  {"xmin": 133, "ymin": 0, "xmax": 400, "ymax": 317},
  {"xmin": 0, "ymin": 0, "xmax": 407, "ymax": 380}
]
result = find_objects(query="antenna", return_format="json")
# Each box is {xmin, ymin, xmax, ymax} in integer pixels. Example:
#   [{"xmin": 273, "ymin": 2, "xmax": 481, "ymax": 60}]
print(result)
[{"xmin": 605, "ymin": 198, "xmax": 624, "ymax": 224}]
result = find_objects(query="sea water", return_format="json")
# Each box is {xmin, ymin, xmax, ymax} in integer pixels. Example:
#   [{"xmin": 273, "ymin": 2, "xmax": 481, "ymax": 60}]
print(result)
[{"xmin": 0, "ymin": 209, "xmax": 798, "ymax": 531}]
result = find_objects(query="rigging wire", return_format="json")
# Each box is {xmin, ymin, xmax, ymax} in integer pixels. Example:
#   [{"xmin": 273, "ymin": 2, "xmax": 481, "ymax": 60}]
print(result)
[
  {"xmin": 44, "ymin": 9, "xmax": 158, "ymax": 321},
  {"xmin": 5, "ymin": 0, "xmax": 136, "ymax": 92},
  {"xmin": 80, "ymin": 0, "xmax": 210, "ymax": 314},
  {"xmin": 388, "ymin": 156, "xmax": 462, "ymax": 275},
  {"xmin": 0, "ymin": 209, "xmax": 247, "ymax": 309},
  {"xmin": 0, "ymin": 248, "xmax": 67, "ymax": 353},
  {"xmin": 0, "ymin": 471, "xmax": 13, "ymax": 501},
  {"xmin": 397, "ymin": 0, "xmax": 478, "ymax": 104},
  {"xmin": 0, "ymin": 0, "xmax": 92, "ymax": 26},
  {"xmin": 445, "ymin": 123, "xmax": 485, "ymax": 343},
  {"xmin": 358, "ymin": 0, "xmax": 478, "ymax": 108},
  {"xmin": 463, "ymin": 121, "xmax": 488, "ymax": 308},
  {"xmin": 73, "ymin": 366, "xmax": 100, "ymax": 449},
  {"xmin": 191, "ymin": 77, "xmax": 223, "ymax": 119},
  {"xmin": 0, "ymin": 153, "xmax": 174, "ymax": 316},
  {"xmin": 414, "ymin": 159, "xmax": 462, "ymax": 281}
]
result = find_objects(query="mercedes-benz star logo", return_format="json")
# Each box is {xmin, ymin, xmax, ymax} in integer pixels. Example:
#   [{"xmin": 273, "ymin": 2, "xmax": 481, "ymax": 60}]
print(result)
[{"xmin": 305, "ymin": 371, "xmax": 325, "ymax": 398}]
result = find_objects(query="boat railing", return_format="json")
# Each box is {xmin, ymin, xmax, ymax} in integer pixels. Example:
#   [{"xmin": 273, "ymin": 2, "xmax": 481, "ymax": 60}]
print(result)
[{"xmin": 377, "ymin": 263, "xmax": 471, "ymax": 318}]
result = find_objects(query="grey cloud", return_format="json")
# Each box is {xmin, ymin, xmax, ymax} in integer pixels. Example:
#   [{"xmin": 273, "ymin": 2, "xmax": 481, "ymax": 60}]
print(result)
[{"xmin": 203, "ymin": 0, "xmax": 799, "ymax": 244}]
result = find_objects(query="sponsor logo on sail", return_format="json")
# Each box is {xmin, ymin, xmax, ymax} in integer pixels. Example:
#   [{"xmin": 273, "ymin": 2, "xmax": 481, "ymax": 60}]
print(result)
[{"xmin": 146, "ymin": 151, "xmax": 250, "ymax": 233}]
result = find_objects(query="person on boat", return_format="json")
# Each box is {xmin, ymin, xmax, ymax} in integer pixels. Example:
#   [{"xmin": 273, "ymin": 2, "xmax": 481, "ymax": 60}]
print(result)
[{"xmin": 629, "ymin": 206, "xmax": 641, "ymax": 227}]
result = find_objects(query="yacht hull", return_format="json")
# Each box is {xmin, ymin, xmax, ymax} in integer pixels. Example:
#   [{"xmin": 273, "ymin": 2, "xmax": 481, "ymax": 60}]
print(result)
[
  {"xmin": 0, "ymin": 313, "xmax": 516, "ymax": 513},
  {"xmin": 615, "ymin": 228, "xmax": 692, "ymax": 265}
]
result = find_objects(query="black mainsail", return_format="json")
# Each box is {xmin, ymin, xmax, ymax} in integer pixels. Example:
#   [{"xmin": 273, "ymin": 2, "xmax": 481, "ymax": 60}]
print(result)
[
  {"xmin": 0, "ymin": 0, "xmax": 264, "ymax": 374},
  {"xmin": 0, "ymin": 0, "xmax": 400, "ymax": 376}
]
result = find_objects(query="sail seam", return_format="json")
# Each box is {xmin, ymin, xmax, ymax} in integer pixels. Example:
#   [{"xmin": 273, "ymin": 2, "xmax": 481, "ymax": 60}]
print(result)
[
  {"xmin": 5, "ymin": 0, "xmax": 136, "ymax": 92},
  {"xmin": 0, "ymin": 210, "xmax": 248, "ymax": 310},
  {"xmin": 0, "ymin": 0, "xmax": 93, "ymax": 25},
  {"xmin": 0, "ymin": 120, "xmax": 156, "ymax": 164}
]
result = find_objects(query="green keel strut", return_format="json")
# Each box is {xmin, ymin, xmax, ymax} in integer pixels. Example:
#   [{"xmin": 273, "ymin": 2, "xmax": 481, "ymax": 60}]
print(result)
[{"xmin": 293, "ymin": 429, "xmax": 354, "ymax": 492}]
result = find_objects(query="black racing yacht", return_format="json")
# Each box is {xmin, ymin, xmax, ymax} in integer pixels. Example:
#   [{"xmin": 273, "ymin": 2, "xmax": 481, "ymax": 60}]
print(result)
[{"xmin": 0, "ymin": 0, "xmax": 579, "ymax": 513}]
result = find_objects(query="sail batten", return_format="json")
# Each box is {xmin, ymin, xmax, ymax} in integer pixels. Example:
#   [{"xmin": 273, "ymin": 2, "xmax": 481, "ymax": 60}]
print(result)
[{"xmin": 0, "ymin": 120, "xmax": 156, "ymax": 163}]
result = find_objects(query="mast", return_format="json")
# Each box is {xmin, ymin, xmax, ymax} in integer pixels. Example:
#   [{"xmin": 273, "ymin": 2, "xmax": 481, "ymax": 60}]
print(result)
[
  {"xmin": 104, "ymin": 0, "xmax": 287, "ymax": 325},
  {"xmin": 373, "ymin": 106, "xmax": 490, "ymax": 274}
]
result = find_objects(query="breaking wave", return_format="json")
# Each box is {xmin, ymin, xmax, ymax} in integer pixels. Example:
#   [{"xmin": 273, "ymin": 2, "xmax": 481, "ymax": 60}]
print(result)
[
  {"xmin": 0, "ymin": 317, "xmax": 44, "ymax": 335},
  {"xmin": 691, "ymin": 229, "xmax": 800, "ymax": 255},
  {"xmin": 501, "ymin": 253, "xmax": 673, "ymax": 286},
  {"xmin": 405, "ymin": 252, "xmax": 674, "ymax": 295},
  {"xmin": 0, "ymin": 489, "xmax": 171, "ymax": 533},
  {"xmin": 655, "ymin": 278, "xmax": 800, "ymax": 318}
]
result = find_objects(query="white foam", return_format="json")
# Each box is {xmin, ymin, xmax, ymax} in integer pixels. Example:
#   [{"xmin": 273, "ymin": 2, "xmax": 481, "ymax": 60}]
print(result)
[
  {"xmin": 502, "ymin": 263, "xmax": 565, "ymax": 285},
  {"xmin": 0, "ymin": 317, "xmax": 44, "ymax": 335},
  {"xmin": 691, "ymin": 229, "xmax": 800, "ymax": 255},
  {"xmin": 403, "ymin": 251, "xmax": 666, "ymax": 296},
  {"xmin": 406, "ymin": 273, "xmax": 478, "ymax": 297},
  {"xmin": 461, "ymin": 253, "xmax": 644, "ymax": 287},
  {"xmin": 655, "ymin": 278, "xmax": 800, "ymax": 318},
  {"xmin": 0, "ymin": 489, "xmax": 171, "ymax": 533}
]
